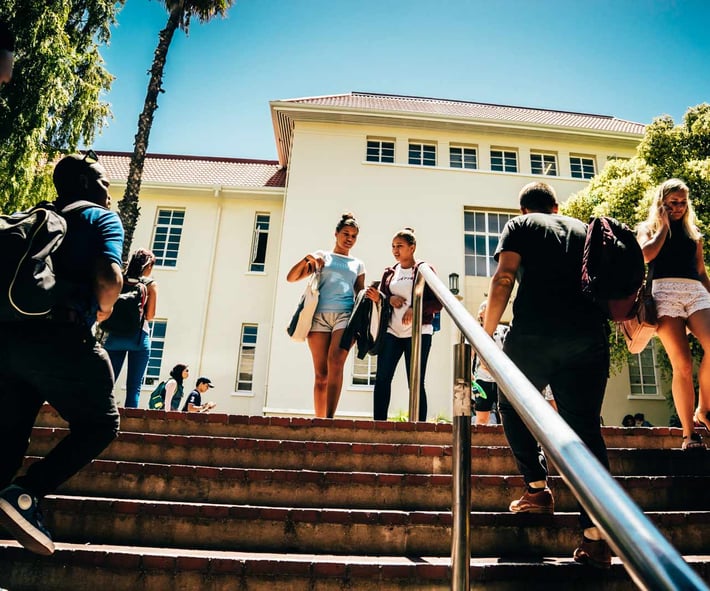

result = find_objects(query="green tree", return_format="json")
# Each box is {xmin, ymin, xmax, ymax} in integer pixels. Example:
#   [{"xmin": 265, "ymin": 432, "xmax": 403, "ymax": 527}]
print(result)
[
  {"xmin": 118, "ymin": 0, "xmax": 234, "ymax": 260},
  {"xmin": 562, "ymin": 103, "xmax": 710, "ymax": 374},
  {"xmin": 0, "ymin": 0, "xmax": 123, "ymax": 213}
]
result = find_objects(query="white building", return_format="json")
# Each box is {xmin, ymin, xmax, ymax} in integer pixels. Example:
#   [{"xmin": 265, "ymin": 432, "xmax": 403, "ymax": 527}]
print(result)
[{"xmin": 101, "ymin": 91, "xmax": 669, "ymax": 427}]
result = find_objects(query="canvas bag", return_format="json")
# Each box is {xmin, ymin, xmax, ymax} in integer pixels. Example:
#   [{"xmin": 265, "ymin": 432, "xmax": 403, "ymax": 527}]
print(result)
[
  {"xmin": 620, "ymin": 265, "xmax": 657, "ymax": 354},
  {"xmin": 287, "ymin": 270, "xmax": 320, "ymax": 342}
]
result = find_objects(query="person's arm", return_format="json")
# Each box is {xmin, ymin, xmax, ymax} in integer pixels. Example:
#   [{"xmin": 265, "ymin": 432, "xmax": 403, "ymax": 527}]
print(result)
[
  {"xmin": 639, "ymin": 207, "xmax": 670, "ymax": 263},
  {"xmin": 354, "ymin": 272, "xmax": 366, "ymax": 295},
  {"xmin": 163, "ymin": 379, "xmax": 177, "ymax": 412},
  {"xmin": 144, "ymin": 281, "xmax": 158, "ymax": 321},
  {"xmin": 287, "ymin": 253, "xmax": 324, "ymax": 282},
  {"xmin": 484, "ymin": 251, "xmax": 520, "ymax": 337},
  {"xmin": 186, "ymin": 401, "xmax": 216, "ymax": 413},
  {"xmin": 94, "ymin": 257, "xmax": 123, "ymax": 323}
]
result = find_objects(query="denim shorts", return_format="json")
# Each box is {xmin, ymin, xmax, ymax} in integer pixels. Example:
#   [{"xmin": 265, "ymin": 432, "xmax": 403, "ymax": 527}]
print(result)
[
  {"xmin": 652, "ymin": 278, "xmax": 710, "ymax": 319},
  {"xmin": 310, "ymin": 312, "xmax": 350, "ymax": 333}
]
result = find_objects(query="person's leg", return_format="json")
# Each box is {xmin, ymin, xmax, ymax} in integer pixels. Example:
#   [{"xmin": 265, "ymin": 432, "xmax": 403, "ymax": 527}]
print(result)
[
  {"xmin": 474, "ymin": 381, "xmax": 497, "ymax": 425},
  {"xmin": 124, "ymin": 345, "xmax": 150, "ymax": 408},
  {"xmin": 324, "ymin": 327, "xmax": 350, "ymax": 418},
  {"xmin": 656, "ymin": 316, "xmax": 697, "ymax": 440},
  {"xmin": 686, "ymin": 307, "xmax": 710, "ymax": 428},
  {"xmin": 14, "ymin": 330, "xmax": 119, "ymax": 498},
  {"xmin": 106, "ymin": 348, "xmax": 126, "ymax": 383},
  {"xmin": 307, "ymin": 331, "xmax": 331, "ymax": 418},
  {"xmin": 373, "ymin": 333, "xmax": 404, "ymax": 420},
  {"xmin": 403, "ymin": 334, "xmax": 431, "ymax": 421}
]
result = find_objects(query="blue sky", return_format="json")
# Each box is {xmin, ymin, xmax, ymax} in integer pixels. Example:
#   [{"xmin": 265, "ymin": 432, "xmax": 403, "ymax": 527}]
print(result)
[{"xmin": 92, "ymin": 0, "xmax": 710, "ymax": 161}]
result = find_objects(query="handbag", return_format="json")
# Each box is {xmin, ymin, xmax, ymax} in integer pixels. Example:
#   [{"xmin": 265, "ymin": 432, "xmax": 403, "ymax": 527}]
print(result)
[
  {"xmin": 620, "ymin": 264, "xmax": 657, "ymax": 354},
  {"xmin": 287, "ymin": 271, "xmax": 320, "ymax": 342}
]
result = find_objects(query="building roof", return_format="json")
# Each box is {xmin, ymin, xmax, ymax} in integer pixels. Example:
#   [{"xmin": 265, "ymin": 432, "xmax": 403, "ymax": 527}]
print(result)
[
  {"xmin": 97, "ymin": 151, "xmax": 286, "ymax": 189},
  {"xmin": 270, "ymin": 91, "xmax": 646, "ymax": 166},
  {"xmin": 280, "ymin": 91, "xmax": 646, "ymax": 135}
]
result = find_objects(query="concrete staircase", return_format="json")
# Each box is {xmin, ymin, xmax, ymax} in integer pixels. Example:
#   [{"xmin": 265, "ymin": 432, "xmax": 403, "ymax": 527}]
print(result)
[{"xmin": 0, "ymin": 406, "xmax": 708, "ymax": 590}]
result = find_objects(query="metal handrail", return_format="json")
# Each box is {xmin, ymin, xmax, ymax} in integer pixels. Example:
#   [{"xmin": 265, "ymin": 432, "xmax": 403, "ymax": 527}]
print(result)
[{"xmin": 410, "ymin": 263, "xmax": 707, "ymax": 591}]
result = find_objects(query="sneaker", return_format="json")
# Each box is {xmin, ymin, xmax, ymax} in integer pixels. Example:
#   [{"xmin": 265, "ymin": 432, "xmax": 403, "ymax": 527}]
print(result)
[
  {"xmin": 509, "ymin": 487, "xmax": 554, "ymax": 514},
  {"xmin": 0, "ymin": 484, "xmax": 55, "ymax": 555},
  {"xmin": 573, "ymin": 536, "xmax": 612, "ymax": 569}
]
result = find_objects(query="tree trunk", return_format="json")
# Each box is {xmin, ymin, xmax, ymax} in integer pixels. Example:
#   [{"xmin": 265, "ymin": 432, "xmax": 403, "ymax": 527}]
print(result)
[{"xmin": 117, "ymin": 3, "xmax": 183, "ymax": 261}]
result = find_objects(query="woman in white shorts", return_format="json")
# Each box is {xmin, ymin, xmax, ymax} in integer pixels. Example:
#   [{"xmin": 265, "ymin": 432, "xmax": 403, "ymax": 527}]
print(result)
[
  {"xmin": 287, "ymin": 213, "xmax": 365, "ymax": 418},
  {"xmin": 638, "ymin": 178, "xmax": 710, "ymax": 450}
]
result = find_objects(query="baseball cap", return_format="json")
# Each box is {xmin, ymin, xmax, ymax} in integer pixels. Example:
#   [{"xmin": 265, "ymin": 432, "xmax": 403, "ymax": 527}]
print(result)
[{"xmin": 196, "ymin": 377, "xmax": 214, "ymax": 388}]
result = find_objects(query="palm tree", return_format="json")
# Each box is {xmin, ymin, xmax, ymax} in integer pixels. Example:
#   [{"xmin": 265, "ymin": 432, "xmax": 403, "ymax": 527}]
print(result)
[{"xmin": 117, "ymin": 0, "xmax": 234, "ymax": 260}]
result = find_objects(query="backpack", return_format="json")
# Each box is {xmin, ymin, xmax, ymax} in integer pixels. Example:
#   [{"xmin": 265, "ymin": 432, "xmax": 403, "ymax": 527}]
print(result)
[
  {"xmin": 148, "ymin": 381, "xmax": 167, "ymax": 410},
  {"xmin": 0, "ymin": 200, "xmax": 98, "ymax": 322},
  {"xmin": 581, "ymin": 216, "xmax": 645, "ymax": 321},
  {"xmin": 98, "ymin": 277, "xmax": 149, "ymax": 337}
]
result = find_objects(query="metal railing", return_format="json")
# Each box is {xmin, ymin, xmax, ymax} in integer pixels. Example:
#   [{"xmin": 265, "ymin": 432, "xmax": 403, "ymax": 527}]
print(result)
[{"xmin": 409, "ymin": 263, "xmax": 707, "ymax": 591}]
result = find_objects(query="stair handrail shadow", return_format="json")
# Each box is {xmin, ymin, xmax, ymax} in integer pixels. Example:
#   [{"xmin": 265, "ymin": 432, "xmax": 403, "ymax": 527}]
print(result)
[{"xmin": 411, "ymin": 263, "xmax": 708, "ymax": 591}]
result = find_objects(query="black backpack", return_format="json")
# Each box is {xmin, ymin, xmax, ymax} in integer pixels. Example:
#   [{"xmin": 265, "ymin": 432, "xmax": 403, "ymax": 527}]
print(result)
[
  {"xmin": 0, "ymin": 200, "xmax": 98, "ymax": 322},
  {"xmin": 581, "ymin": 216, "xmax": 645, "ymax": 321},
  {"xmin": 99, "ymin": 277, "xmax": 149, "ymax": 337}
]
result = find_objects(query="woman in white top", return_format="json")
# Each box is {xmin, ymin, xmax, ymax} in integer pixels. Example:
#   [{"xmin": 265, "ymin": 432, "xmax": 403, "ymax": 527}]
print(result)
[{"xmin": 287, "ymin": 213, "xmax": 365, "ymax": 418}]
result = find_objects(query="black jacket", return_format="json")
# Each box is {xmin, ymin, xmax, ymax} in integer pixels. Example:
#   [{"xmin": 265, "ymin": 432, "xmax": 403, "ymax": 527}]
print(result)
[{"xmin": 340, "ymin": 289, "xmax": 390, "ymax": 358}]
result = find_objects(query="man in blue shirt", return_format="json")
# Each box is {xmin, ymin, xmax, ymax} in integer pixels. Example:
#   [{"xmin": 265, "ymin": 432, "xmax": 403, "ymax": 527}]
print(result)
[{"xmin": 0, "ymin": 153, "xmax": 124, "ymax": 556}]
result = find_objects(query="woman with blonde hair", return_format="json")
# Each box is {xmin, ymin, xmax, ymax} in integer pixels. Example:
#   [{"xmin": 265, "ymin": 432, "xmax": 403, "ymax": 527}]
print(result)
[
  {"xmin": 638, "ymin": 178, "xmax": 710, "ymax": 449},
  {"xmin": 287, "ymin": 213, "xmax": 365, "ymax": 418}
]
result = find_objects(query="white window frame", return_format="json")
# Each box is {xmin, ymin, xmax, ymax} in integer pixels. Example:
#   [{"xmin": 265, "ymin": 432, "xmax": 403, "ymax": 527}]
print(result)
[
  {"xmin": 366, "ymin": 138, "xmax": 395, "ymax": 163},
  {"xmin": 235, "ymin": 324, "xmax": 258, "ymax": 393},
  {"xmin": 570, "ymin": 155, "xmax": 596, "ymax": 179},
  {"xmin": 352, "ymin": 355, "xmax": 377, "ymax": 388},
  {"xmin": 450, "ymin": 145, "xmax": 478, "ymax": 170},
  {"xmin": 490, "ymin": 148, "xmax": 518, "ymax": 173},
  {"xmin": 408, "ymin": 142, "xmax": 436, "ymax": 166},
  {"xmin": 530, "ymin": 152, "xmax": 558, "ymax": 176},
  {"xmin": 143, "ymin": 319, "xmax": 168, "ymax": 386},
  {"xmin": 249, "ymin": 212, "xmax": 270, "ymax": 273},
  {"xmin": 464, "ymin": 210, "xmax": 516, "ymax": 277},
  {"xmin": 628, "ymin": 341, "xmax": 663, "ymax": 399},
  {"xmin": 151, "ymin": 208, "xmax": 185, "ymax": 268}
]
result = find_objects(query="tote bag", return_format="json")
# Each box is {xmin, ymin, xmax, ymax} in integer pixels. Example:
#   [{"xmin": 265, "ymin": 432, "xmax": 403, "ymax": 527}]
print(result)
[
  {"xmin": 287, "ymin": 271, "xmax": 320, "ymax": 342},
  {"xmin": 620, "ymin": 264, "xmax": 657, "ymax": 354}
]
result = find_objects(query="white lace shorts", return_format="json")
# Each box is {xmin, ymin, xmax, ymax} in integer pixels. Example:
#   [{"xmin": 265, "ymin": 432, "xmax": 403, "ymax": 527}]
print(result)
[{"xmin": 652, "ymin": 278, "xmax": 710, "ymax": 319}]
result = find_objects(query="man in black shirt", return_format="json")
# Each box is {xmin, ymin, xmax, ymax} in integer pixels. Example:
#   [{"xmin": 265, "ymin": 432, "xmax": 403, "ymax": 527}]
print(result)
[
  {"xmin": 484, "ymin": 181, "xmax": 612, "ymax": 568},
  {"xmin": 182, "ymin": 377, "xmax": 217, "ymax": 413}
]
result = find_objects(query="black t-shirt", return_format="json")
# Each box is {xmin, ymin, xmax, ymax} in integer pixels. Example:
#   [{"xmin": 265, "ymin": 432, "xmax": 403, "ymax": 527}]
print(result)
[
  {"xmin": 181, "ymin": 389, "xmax": 201, "ymax": 411},
  {"xmin": 495, "ymin": 212, "xmax": 606, "ymax": 336},
  {"xmin": 653, "ymin": 220, "xmax": 699, "ymax": 280}
]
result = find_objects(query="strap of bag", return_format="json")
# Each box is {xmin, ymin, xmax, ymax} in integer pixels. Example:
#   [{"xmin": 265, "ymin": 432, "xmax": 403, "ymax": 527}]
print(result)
[{"xmin": 643, "ymin": 262, "xmax": 655, "ymax": 297}]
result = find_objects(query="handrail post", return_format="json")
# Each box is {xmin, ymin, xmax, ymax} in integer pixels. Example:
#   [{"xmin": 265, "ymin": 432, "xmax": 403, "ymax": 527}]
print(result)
[
  {"xmin": 409, "ymin": 267, "xmax": 425, "ymax": 421},
  {"xmin": 451, "ymin": 335, "xmax": 471, "ymax": 591}
]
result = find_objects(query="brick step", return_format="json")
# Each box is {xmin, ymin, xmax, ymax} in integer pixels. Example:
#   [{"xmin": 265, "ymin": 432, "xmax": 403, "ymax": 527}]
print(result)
[
  {"xmin": 34, "ymin": 404, "xmax": 696, "ymax": 449},
  {"xmin": 3, "ymin": 542, "xmax": 690, "ymax": 591},
  {"xmin": 49, "ymin": 458, "xmax": 710, "ymax": 513},
  {"xmin": 23, "ymin": 496, "xmax": 710, "ymax": 557},
  {"xmin": 26, "ymin": 427, "xmax": 710, "ymax": 476}
]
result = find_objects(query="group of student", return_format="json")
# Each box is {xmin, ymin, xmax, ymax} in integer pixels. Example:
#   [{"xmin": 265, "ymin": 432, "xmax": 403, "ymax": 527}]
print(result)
[{"xmin": 287, "ymin": 214, "xmax": 442, "ymax": 420}]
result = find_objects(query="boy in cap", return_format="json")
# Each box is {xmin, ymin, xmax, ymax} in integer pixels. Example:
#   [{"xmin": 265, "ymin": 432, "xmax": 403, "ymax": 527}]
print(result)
[{"xmin": 182, "ymin": 377, "xmax": 217, "ymax": 413}]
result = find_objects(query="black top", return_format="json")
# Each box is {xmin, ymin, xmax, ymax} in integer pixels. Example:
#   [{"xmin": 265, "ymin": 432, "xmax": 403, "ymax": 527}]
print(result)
[
  {"xmin": 495, "ymin": 213, "xmax": 606, "ymax": 335},
  {"xmin": 652, "ymin": 220, "xmax": 699, "ymax": 281},
  {"xmin": 182, "ymin": 389, "xmax": 201, "ymax": 411}
]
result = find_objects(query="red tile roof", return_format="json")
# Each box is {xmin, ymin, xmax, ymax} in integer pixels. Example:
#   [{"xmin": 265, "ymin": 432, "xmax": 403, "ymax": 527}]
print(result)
[
  {"xmin": 97, "ymin": 152, "xmax": 286, "ymax": 188},
  {"xmin": 278, "ymin": 92, "xmax": 646, "ymax": 135}
]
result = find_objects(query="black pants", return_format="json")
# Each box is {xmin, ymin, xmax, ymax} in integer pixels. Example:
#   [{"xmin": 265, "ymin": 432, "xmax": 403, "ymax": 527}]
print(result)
[
  {"xmin": 0, "ymin": 322, "xmax": 119, "ymax": 498},
  {"xmin": 373, "ymin": 332, "xmax": 431, "ymax": 421},
  {"xmin": 500, "ymin": 329, "xmax": 609, "ymax": 530}
]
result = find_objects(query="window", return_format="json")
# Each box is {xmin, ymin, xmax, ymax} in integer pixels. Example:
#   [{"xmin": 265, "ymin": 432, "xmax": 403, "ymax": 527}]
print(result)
[
  {"xmin": 530, "ymin": 152, "xmax": 558, "ymax": 176},
  {"xmin": 570, "ymin": 155, "xmax": 596, "ymax": 179},
  {"xmin": 464, "ymin": 210, "xmax": 516, "ymax": 277},
  {"xmin": 366, "ymin": 139, "xmax": 395, "ymax": 163},
  {"xmin": 628, "ymin": 342, "xmax": 660, "ymax": 396},
  {"xmin": 450, "ymin": 145, "xmax": 478, "ymax": 170},
  {"xmin": 151, "ymin": 209, "xmax": 185, "ymax": 268},
  {"xmin": 249, "ymin": 213, "xmax": 270, "ymax": 272},
  {"xmin": 409, "ymin": 142, "xmax": 436, "ymax": 166},
  {"xmin": 143, "ymin": 320, "xmax": 167, "ymax": 386},
  {"xmin": 352, "ymin": 355, "xmax": 377, "ymax": 387},
  {"xmin": 236, "ymin": 324, "xmax": 258, "ymax": 392},
  {"xmin": 490, "ymin": 149, "xmax": 518, "ymax": 173}
]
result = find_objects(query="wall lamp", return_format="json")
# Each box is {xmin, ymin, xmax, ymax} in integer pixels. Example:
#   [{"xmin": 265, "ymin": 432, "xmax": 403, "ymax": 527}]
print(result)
[{"xmin": 448, "ymin": 272, "xmax": 459, "ymax": 295}]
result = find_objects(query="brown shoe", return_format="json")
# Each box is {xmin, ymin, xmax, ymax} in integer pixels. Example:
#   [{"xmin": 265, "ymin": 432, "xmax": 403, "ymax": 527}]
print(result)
[
  {"xmin": 573, "ymin": 537, "xmax": 612, "ymax": 569},
  {"xmin": 509, "ymin": 487, "xmax": 554, "ymax": 514}
]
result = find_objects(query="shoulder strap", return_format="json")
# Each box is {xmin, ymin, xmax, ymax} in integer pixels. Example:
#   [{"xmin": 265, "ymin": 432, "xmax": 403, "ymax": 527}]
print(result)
[{"xmin": 59, "ymin": 200, "xmax": 107, "ymax": 215}]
